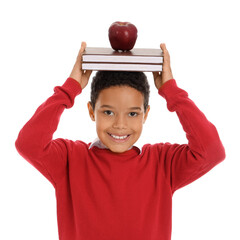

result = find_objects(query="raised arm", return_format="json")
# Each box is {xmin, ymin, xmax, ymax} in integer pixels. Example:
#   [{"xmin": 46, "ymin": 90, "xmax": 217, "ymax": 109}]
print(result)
[
  {"xmin": 15, "ymin": 42, "xmax": 92, "ymax": 187},
  {"xmin": 153, "ymin": 44, "xmax": 225, "ymax": 194}
]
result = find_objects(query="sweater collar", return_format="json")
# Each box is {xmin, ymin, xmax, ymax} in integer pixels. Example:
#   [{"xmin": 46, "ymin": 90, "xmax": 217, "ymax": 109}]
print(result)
[{"xmin": 89, "ymin": 137, "xmax": 142, "ymax": 154}]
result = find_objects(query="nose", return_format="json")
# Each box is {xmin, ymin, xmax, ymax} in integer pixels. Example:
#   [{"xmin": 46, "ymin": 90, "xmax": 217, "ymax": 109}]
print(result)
[{"xmin": 112, "ymin": 114, "xmax": 127, "ymax": 129}]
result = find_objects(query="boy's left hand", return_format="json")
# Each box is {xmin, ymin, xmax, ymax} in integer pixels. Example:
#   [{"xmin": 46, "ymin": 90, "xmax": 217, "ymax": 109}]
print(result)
[{"xmin": 152, "ymin": 43, "xmax": 174, "ymax": 90}]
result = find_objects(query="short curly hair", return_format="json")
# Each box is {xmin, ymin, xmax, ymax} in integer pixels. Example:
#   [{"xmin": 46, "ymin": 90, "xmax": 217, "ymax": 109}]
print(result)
[{"xmin": 90, "ymin": 71, "xmax": 150, "ymax": 112}]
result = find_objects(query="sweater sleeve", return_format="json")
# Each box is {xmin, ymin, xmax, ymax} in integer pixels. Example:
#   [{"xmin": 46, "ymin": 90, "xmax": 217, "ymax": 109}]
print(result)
[
  {"xmin": 158, "ymin": 79, "xmax": 225, "ymax": 194},
  {"xmin": 15, "ymin": 78, "xmax": 82, "ymax": 187}
]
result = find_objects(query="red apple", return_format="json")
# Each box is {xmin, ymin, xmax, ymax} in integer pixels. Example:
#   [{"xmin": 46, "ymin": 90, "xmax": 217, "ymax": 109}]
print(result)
[{"xmin": 108, "ymin": 21, "xmax": 138, "ymax": 51}]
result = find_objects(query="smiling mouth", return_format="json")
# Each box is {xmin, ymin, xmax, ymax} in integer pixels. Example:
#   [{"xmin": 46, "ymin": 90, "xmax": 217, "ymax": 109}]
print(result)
[{"xmin": 108, "ymin": 133, "xmax": 130, "ymax": 140}]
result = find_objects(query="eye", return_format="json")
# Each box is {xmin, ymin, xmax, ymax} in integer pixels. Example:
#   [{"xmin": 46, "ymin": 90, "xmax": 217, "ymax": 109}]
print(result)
[
  {"xmin": 129, "ymin": 112, "xmax": 138, "ymax": 117},
  {"xmin": 104, "ymin": 110, "xmax": 114, "ymax": 116}
]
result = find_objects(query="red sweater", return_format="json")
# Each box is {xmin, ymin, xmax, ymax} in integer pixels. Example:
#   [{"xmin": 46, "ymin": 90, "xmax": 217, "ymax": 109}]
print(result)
[{"xmin": 15, "ymin": 78, "xmax": 225, "ymax": 240}]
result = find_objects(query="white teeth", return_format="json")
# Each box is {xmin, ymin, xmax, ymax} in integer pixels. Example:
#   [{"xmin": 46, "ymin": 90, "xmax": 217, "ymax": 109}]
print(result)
[{"xmin": 110, "ymin": 134, "xmax": 128, "ymax": 140}]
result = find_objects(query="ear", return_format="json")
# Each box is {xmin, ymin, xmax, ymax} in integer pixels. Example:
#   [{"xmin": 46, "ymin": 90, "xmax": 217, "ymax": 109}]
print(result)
[
  {"xmin": 143, "ymin": 105, "xmax": 150, "ymax": 124},
  {"xmin": 87, "ymin": 101, "xmax": 95, "ymax": 121}
]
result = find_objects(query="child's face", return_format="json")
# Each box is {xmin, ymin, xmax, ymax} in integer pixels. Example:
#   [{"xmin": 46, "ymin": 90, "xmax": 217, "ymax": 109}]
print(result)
[{"xmin": 88, "ymin": 86, "xmax": 150, "ymax": 153}]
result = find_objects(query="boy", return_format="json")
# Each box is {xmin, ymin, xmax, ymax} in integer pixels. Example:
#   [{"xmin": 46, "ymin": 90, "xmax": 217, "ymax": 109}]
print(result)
[{"xmin": 15, "ymin": 42, "xmax": 225, "ymax": 240}]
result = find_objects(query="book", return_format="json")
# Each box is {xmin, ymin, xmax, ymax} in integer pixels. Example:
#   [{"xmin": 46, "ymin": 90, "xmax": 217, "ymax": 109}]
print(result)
[
  {"xmin": 82, "ymin": 63, "xmax": 162, "ymax": 72},
  {"xmin": 82, "ymin": 47, "xmax": 163, "ymax": 64},
  {"xmin": 82, "ymin": 47, "xmax": 163, "ymax": 72}
]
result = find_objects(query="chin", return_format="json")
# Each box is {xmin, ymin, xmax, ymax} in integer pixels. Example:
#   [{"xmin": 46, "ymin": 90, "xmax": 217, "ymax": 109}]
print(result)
[{"xmin": 107, "ymin": 145, "xmax": 131, "ymax": 154}]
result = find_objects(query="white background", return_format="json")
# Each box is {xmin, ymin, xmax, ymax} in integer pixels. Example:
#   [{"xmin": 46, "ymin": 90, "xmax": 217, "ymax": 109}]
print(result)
[{"xmin": 1, "ymin": 0, "xmax": 239, "ymax": 239}]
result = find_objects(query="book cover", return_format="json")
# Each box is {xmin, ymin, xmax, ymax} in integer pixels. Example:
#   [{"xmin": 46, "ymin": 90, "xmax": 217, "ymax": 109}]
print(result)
[
  {"xmin": 82, "ymin": 62, "xmax": 162, "ymax": 72},
  {"xmin": 82, "ymin": 47, "xmax": 163, "ymax": 64}
]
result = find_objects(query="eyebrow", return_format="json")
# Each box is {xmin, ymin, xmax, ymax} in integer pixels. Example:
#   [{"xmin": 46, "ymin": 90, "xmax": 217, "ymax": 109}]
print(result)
[
  {"xmin": 100, "ymin": 105, "xmax": 114, "ymax": 109},
  {"xmin": 100, "ymin": 105, "xmax": 142, "ymax": 111}
]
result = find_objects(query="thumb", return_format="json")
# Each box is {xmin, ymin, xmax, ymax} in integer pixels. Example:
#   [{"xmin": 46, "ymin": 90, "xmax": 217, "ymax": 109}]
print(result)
[
  {"xmin": 83, "ymin": 70, "xmax": 92, "ymax": 80},
  {"xmin": 76, "ymin": 41, "xmax": 87, "ymax": 66},
  {"xmin": 152, "ymin": 72, "xmax": 162, "ymax": 90}
]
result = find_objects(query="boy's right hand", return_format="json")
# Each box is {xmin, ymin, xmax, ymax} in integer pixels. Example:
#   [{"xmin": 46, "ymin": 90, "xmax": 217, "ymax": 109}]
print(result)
[{"xmin": 69, "ymin": 42, "xmax": 92, "ymax": 89}]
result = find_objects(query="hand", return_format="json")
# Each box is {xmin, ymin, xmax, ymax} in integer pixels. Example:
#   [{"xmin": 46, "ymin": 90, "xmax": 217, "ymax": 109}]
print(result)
[
  {"xmin": 69, "ymin": 42, "xmax": 92, "ymax": 89},
  {"xmin": 152, "ymin": 43, "xmax": 173, "ymax": 90}
]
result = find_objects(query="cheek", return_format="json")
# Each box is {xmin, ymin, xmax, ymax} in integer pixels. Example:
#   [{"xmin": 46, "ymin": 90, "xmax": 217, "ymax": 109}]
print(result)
[
  {"xmin": 129, "ymin": 118, "xmax": 144, "ymax": 131},
  {"xmin": 95, "ymin": 115, "xmax": 111, "ymax": 131}
]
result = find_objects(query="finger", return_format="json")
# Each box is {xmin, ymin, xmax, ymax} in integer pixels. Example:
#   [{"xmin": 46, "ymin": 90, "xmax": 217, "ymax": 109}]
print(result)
[
  {"xmin": 152, "ymin": 72, "xmax": 159, "ymax": 80},
  {"xmin": 152, "ymin": 72, "xmax": 162, "ymax": 83},
  {"xmin": 76, "ymin": 42, "xmax": 87, "ymax": 70},
  {"xmin": 160, "ymin": 43, "xmax": 171, "ymax": 67},
  {"xmin": 161, "ymin": 43, "xmax": 170, "ymax": 57},
  {"xmin": 80, "ymin": 41, "xmax": 87, "ymax": 53},
  {"xmin": 77, "ymin": 41, "xmax": 87, "ymax": 60},
  {"xmin": 160, "ymin": 43, "xmax": 169, "ymax": 56},
  {"xmin": 160, "ymin": 43, "xmax": 166, "ymax": 52}
]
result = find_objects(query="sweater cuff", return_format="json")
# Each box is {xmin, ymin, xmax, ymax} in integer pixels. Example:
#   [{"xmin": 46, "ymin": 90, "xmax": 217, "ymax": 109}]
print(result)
[
  {"xmin": 158, "ymin": 79, "xmax": 177, "ymax": 98},
  {"xmin": 158, "ymin": 79, "xmax": 189, "ymax": 112},
  {"xmin": 62, "ymin": 77, "xmax": 82, "ymax": 96},
  {"xmin": 53, "ymin": 78, "xmax": 82, "ymax": 109}
]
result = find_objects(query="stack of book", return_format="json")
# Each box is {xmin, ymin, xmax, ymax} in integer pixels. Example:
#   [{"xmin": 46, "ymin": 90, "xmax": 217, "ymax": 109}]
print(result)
[{"xmin": 82, "ymin": 47, "xmax": 163, "ymax": 72}]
